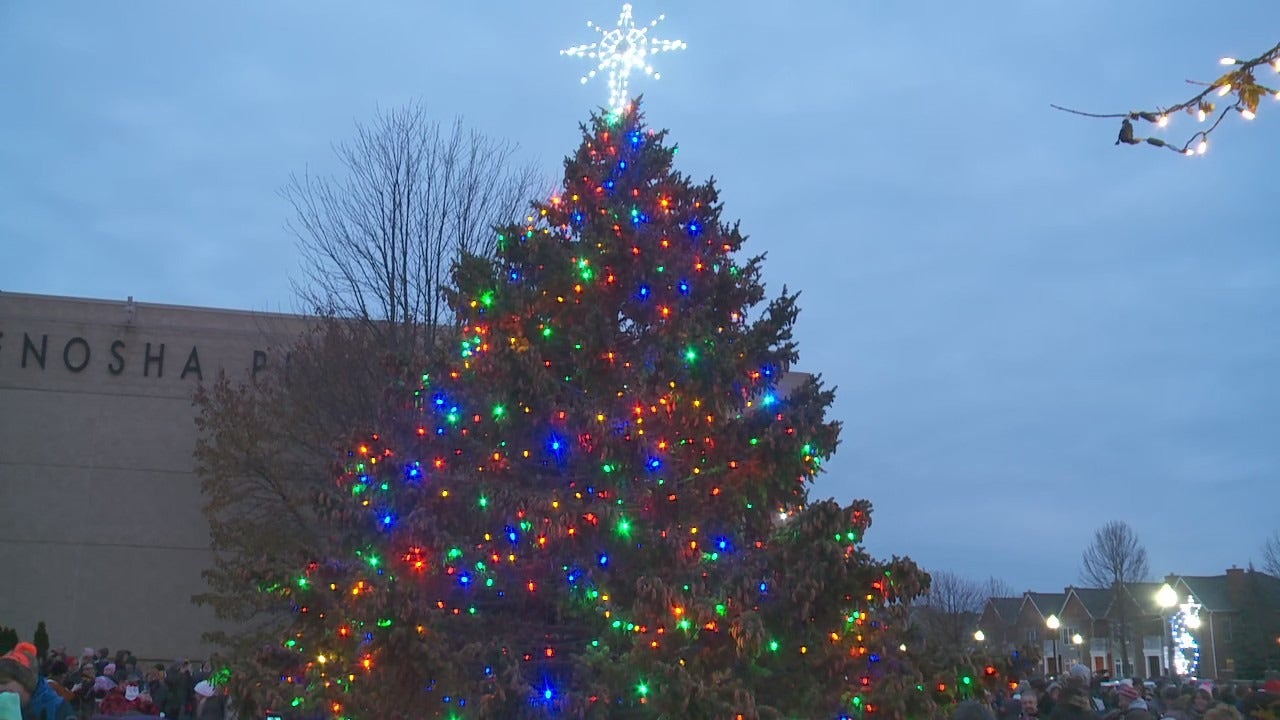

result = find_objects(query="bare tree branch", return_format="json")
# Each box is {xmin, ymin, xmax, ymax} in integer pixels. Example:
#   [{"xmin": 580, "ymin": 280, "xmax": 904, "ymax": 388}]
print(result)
[
  {"xmin": 918, "ymin": 570, "xmax": 985, "ymax": 659},
  {"xmin": 1080, "ymin": 520, "xmax": 1149, "ymax": 677},
  {"xmin": 982, "ymin": 575, "xmax": 1016, "ymax": 600},
  {"xmin": 1053, "ymin": 40, "xmax": 1280, "ymax": 155},
  {"xmin": 283, "ymin": 103, "xmax": 545, "ymax": 365},
  {"xmin": 1262, "ymin": 531, "xmax": 1280, "ymax": 578}
]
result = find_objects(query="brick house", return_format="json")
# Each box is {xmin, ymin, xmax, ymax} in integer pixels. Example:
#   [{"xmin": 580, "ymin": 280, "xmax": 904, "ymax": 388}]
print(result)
[
  {"xmin": 978, "ymin": 569, "xmax": 1280, "ymax": 682},
  {"xmin": 1167, "ymin": 568, "xmax": 1280, "ymax": 680}
]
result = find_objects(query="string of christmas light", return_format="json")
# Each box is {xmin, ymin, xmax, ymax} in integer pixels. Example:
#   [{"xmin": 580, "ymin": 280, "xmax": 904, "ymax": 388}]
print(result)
[
  {"xmin": 1052, "ymin": 40, "xmax": 1280, "ymax": 154},
  {"xmin": 255, "ymin": 102, "xmax": 927, "ymax": 720},
  {"xmin": 561, "ymin": 4, "xmax": 687, "ymax": 114},
  {"xmin": 1170, "ymin": 595, "xmax": 1202, "ymax": 677}
]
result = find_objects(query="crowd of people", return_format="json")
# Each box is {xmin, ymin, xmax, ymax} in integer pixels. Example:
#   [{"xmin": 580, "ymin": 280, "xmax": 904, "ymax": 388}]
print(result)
[
  {"xmin": 956, "ymin": 664, "xmax": 1280, "ymax": 720},
  {"xmin": 0, "ymin": 643, "xmax": 230, "ymax": 720}
]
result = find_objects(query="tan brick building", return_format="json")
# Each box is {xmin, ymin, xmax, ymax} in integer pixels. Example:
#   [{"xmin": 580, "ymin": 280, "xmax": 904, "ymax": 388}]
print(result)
[{"xmin": 0, "ymin": 292, "xmax": 308, "ymax": 660}]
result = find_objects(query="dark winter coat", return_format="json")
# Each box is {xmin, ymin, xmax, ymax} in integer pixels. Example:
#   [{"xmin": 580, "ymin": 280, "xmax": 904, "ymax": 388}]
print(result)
[{"xmin": 24, "ymin": 678, "xmax": 73, "ymax": 720}]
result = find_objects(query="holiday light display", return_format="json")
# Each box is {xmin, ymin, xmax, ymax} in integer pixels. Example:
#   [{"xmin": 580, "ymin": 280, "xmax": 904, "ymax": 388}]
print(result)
[
  {"xmin": 252, "ymin": 102, "xmax": 928, "ymax": 719},
  {"xmin": 1053, "ymin": 40, "xmax": 1280, "ymax": 155},
  {"xmin": 1170, "ymin": 595, "xmax": 1202, "ymax": 677},
  {"xmin": 561, "ymin": 4, "xmax": 686, "ymax": 114}
]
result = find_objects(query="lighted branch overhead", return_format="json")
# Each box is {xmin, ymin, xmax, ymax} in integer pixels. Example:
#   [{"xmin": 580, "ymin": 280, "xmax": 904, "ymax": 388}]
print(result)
[
  {"xmin": 561, "ymin": 3, "xmax": 687, "ymax": 114},
  {"xmin": 1052, "ymin": 40, "xmax": 1280, "ymax": 155}
]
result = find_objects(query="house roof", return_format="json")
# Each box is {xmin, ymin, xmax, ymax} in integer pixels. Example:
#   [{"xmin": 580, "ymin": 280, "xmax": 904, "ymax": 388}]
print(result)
[
  {"xmin": 1124, "ymin": 582, "xmax": 1165, "ymax": 614},
  {"xmin": 1177, "ymin": 571, "xmax": 1280, "ymax": 612},
  {"xmin": 988, "ymin": 597, "xmax": 1023, "ymax": 623},
  {"xmin": 1067, "ymin": 587, "xmax": 1113, "ymax": 618},
  {"xmin": 1024, "ymin": 592, "xmax": 1067, "ymax": 618}
]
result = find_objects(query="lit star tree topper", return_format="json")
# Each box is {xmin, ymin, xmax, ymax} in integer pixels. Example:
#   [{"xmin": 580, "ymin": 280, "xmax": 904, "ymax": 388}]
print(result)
[{"xmin": 561, "ymin": 3, "xmax": 686, "ymax": 114}]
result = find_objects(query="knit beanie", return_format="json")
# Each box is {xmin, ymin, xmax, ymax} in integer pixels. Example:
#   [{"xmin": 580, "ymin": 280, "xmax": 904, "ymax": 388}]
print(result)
[{"xmin": 0, "ymin": 642, "xmax": 39, "ymax": 694}]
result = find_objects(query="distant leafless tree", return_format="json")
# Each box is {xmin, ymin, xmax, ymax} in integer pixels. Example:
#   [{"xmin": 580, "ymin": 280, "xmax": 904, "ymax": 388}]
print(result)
[
  {"xmin": 1080, "ymin": 521, "xmax": 1150, "ymax": 677},
  {"xmin": 284, "ymin": 103, "xmax": 543, "ymax": 365},
  {"xmin": 918, "ymin": 570, "xmax": 986, "ymax": 659},
  {"xmin": 1263, "ymin": 532, "xmax": 1280, "ymax": 577},
  {"xmin": 982, "ymin": 575, "xmax": 1017, "ymax": 600}
]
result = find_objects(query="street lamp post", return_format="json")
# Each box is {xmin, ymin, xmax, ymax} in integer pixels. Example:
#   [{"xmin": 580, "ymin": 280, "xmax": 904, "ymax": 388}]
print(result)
[
  {"xmin": 1157, "ymin": 584, "xmax": 1178, "ymax": 680},
  {"xmin": 974, "ymin": 629, "xmax": 986, "ymax": 643},
  {"xmin": 1047, "ymin": 614, "xmax": 1061, "ymax": 676},
  {"xmin": 1072, "ymin": 633, "xmax": 1084, "ymax": 664}
]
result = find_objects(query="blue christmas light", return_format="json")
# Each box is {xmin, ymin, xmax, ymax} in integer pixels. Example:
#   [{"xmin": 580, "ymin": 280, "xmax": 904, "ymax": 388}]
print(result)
[
  {"xmin": 678, "ymin": 279, "xmax": 690, "ymax": 295},
  {"xmin": 637, "ymin": 284, "xmax": 651, "ymax": 300},
  {"xmin": 598, "ymin": 553, "xmax": 609, "ymax": 567}
]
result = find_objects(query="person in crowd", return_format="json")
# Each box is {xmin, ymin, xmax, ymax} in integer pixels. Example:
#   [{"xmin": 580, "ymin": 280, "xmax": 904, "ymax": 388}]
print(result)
[
  {"xmin": 955, "ymin": 700, "xmax": 998, "ymax": 720},
  {"xmin": 143, "ymin": 665, "xmax": 167, "ymax": 712},
  {"xmin": 68, "ymin": 665, "xmax": 97, "ymax": 719},
  {"xmin": 0, "ymin": 641, "xmax": 72, "ymax": 720},
  {"xmin": 40, "ymin": 662, "xmax": 73, "ymax": 706},
  {"xmin": 90, "ymin": 664, "xmax": 116, "ymax": 701},
  {"xmin": 192, "ymin": 680, "xmax": 224, "ymax": 720},
  {"xmin": 1105, "ymin": 681, "xmax": 1155, "ymax": 720},
  {"xmin": 1050, "ymin": 684, "xmax": 1100, "ymax": 720},
  {"xmin": 96, "ymin": 675, "xmax": 160, "ymax": 716},
  {"xmin": 1040, "ymin": 682, "xmax": 1064, "ymax": 717},
  {"xmin": 161, "ymin": 661, "xmax": 189, "ymax": 719},
  {"xmin": 1203, "ymin": 704, "xmax": 1241, "ymax": 720},
  {"xmin": 91, "ymin": 652, "xmax": 108, "ymax": 679},
  {"xmin": 1188, "ymin": 685, "xmax": 1213, "ymax": 720},
  {"xmin": 1020, "ymin": 689, "xmax": 1041, "ymax": 720},
  {"xmin": 1158, "ymin": 685, "xmax": 1188, "ymax": 720}
]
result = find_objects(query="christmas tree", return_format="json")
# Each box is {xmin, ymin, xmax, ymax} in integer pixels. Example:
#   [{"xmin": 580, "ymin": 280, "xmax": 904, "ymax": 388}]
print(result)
[{"xmin": 259, "ymin": 102, "xmax": 928, "ymax": 720}]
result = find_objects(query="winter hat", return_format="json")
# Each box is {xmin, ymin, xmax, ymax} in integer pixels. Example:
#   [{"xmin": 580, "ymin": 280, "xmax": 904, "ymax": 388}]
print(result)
[
  {"xmin": 1196, "ymin": 684, "xmax": 1213, "ymax": 698},
  {"xmin": 103, "ymin": 662, "xmax": 116, "ymax": 677},
  {"xmin": 194, "ymin": 680, "xmax": 215, "ymax": 698},
  {"xmin": 1262, "ymin": 678, "xmax": 1280, "ymax": 695},
  {"xmin": 0, "ymin": 642, "xmax": 39, "ymax": 694},
  {"xmin": 1068, "ymin": 664, "xmax": 1091, "ymax": 683},
  {"xmin": 1118, "ymin": 682, "xmax": 1141, "ymax": 702}
]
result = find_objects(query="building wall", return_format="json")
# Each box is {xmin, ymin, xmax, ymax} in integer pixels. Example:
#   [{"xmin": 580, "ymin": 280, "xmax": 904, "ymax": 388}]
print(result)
[{"xmin": 0, "ymin": 293, "xmax": 309, "ymax": 659}]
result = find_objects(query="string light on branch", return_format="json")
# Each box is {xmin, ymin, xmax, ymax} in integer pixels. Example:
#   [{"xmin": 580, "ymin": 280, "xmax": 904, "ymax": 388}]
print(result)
[
  {"xmin": 562, "ymin": 3, "xmax": 687, "ymax": 113},
  {"xmin": 1052, "ymin": 40, "xmax": 1280, "ymax": 155}
]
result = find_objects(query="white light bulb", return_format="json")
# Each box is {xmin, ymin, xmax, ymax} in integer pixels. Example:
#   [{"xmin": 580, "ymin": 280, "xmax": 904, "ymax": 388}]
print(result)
[
  {"xmin": 1157, "ymin": 115, "xmax": 1169, "ymax": 128},
  {"xmin": 1184, "ymin": 148, "xmax": 1194, "ymax": 156},
  {"xmin": 1219, "ymin": 57, "xmax": 1237, "ymax": 65},
  {"xmin": 1241, "ymin": 108, "xmax": 1256, "ymax": 120},
  {"xmin": 1197, "ymin": 109, "xmax": 1207, "ymax": 122},
  {"xmin": 1218, "ymin": 84, "xmax": 1232, "ymax": 97},
  {"xmin": 1196, "ymin": 139, "xmax": 1208, "ymax": 155}
]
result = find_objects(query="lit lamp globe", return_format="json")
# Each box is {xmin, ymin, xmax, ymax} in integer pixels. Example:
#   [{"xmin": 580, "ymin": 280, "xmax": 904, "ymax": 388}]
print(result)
[
  {"xmin": 974, "ymin": 630, "xmax": 986, "ymax": 642},
  {"xmin": 1156, "ymin": 584, "xmax": 1178, "ymax": 609},
  {"xmin": 1046, "ymin": 615, "xmax": 1061, "ymax": 631},
  {"xmin": 1072, "ymin": 633, "xmax": 1084, "ymax": 645}
]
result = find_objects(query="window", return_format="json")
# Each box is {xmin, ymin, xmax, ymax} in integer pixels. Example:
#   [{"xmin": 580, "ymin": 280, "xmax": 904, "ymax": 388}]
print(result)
[
  {"xmin": 1027, "ymin": 629, "xmax": 1039, "ymax": 643},
  {"xmin": 1221, "ymin": 618, "xmax": 1232, "ymax": 642}
]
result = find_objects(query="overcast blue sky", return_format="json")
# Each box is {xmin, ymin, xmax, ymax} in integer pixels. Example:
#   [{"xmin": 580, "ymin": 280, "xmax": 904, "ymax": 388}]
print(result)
[{"xmin": 2, "ymin": 1, "xmax": 1277, "ymax": 594}]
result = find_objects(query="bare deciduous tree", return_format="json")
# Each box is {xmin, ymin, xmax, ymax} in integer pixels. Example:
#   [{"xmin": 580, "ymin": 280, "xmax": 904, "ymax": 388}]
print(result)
[
  {"xmin": 917, "ymin": 570, "xmax": 986, "ymax": 661},
  {"xmin": 1263, "ymin": 532, "xmax": 1280, "ymax": 578},
  {"xmin": 1081, "ymin": 520, "xmax": 1149, "ymax": 677},
  {"xmin": 196, "ymin": 107, "xmax": 543, "ymax": 710},
  {"xmin": 982, "ymin": 575, "xmax": 1016, "ymax": 600},
  {"xmin": 284, "ymin": 103, "xmax": 543, "ymax": 364}
]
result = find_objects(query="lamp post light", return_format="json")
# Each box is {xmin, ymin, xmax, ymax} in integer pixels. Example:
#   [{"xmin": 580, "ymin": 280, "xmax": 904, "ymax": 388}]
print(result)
[
  {"xmin": 1072, "ymin": 633, "xmax": 1084, "ymax": 664},
  {"xmin": 1157, "ymin": 584, "xmax": 1178, "ymax": 679},
  {"xmin": 974, "ymin": 629, "xmax": 986, "ymax": 643},
  {"xmin": 1046, "ymin": 614, "xmax": 1061, "ymax": 676}
]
